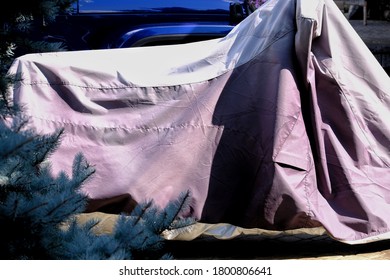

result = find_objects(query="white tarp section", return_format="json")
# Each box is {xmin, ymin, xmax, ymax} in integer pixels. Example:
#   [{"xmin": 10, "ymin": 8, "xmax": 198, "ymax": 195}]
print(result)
[{"xmin": 8, "ymin": 0, "xmax": 390, "ymax": 243}]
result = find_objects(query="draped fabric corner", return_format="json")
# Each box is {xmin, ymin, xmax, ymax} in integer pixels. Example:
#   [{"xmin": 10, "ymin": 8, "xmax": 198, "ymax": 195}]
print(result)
[{"xmin": 8, "ymin": 0, "xmax": 390, "ymax": 243}]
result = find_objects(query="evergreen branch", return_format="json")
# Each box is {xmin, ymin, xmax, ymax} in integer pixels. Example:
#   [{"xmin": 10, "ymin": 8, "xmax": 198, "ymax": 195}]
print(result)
[
  {"xmin": 152, "ymin": 190, "xmax": 192, "ymax": 233},
  {"xmin": 0, "ymin": 74, "xmax": 16, "ymax": 113},
  {"xmin": 12, "ymin": 115, "xmax": 29, "ymax": 133},
  {"xmin": 31, "ymin": 130, "xmax": 63, "ymax": 166},
  {"xmin": 130, "ymin": 200, "xmax": 153, "ymax": 227},
  {"xmin": 138, "ymin": 235, "xmax": 151, "ymax": 249},
  {"xmin": 71, "ymin": 153, "xmax": 95, "ymax": 187},
  {"xmin": 165, "ymin": 190, "xmax": 191, "ymax": 230},
  {"xmin": 19, "ymin": 201, "xmax": 48, "ymax": 217},
  {"xmin": 71, "ymin": 166, "xmax": 95, "ymax": 189},
  {"xmin": 1, "ymin": 136, "xmax": 35, "ymax": 158},
  {"xmin": 11, "ymin": 195, "xmax": 20, "ymax": 221},
  {"xmin": 45, "ymin": 194, "xmax": 86, "ymax": 219},
  {"xmin": 5, "ymin": 161, "xmax": 24, "ymax": 180}
]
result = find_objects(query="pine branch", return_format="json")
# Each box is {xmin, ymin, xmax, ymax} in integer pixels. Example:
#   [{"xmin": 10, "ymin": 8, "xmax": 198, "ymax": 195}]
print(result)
[
  {"xmin": 1, "ymin": 136, "xmax": 36, "ymax": 158},
  {"xmin": 154, "ymin": 190, "xmax": 193, "ymax": 233},
  {"xmin": 19, "ymin": 201, "xmax": 49, "ymax": 217},
  {"xmin": 0, "ymin": 0, "xmax": 197, "ymax": 260},
  {"xmin": 44, "ymin": 195, "xmax": 87, "ymax": 222}
]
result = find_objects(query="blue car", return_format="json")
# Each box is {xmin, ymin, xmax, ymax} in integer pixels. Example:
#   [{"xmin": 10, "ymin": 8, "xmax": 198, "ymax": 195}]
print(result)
[{"xmin": 47, "ymin": 0, "xmax": 255, "ymax": 50}]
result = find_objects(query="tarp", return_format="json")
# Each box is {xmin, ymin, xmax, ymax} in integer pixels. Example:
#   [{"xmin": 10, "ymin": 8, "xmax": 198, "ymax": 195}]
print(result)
[{"xmin": 8, "ymin": 0, "xmax": 390, "ymax": 243}]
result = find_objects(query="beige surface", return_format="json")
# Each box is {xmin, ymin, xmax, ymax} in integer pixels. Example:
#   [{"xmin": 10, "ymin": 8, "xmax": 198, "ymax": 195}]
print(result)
[
  {"xmin": 297, "ymin": 250, "xmax": 390, "ymax": 260},
  {"xmin": 70, "ymin": 212, "xmax": 390, "ymax": 260}
]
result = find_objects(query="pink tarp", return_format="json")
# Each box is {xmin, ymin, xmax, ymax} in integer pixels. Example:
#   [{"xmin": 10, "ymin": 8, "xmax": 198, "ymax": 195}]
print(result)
[{"xmin": 8, "ymin": 0, "xmax": 390, "ymax": 243}]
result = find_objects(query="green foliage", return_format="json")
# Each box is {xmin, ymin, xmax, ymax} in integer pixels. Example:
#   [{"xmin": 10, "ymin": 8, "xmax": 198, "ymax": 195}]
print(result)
[
  {"xmin": 112, "ymin": 191, "xmax": 194, "ymax": 260},
  {"xmin": 0, "ymin": 0, "xmax": 76, "ymax": 24},
  {"xmin": 0, "ymin": 101, "xmax": 194, "ymax": 260},
  {"xmin": 0, "ymin": 111, "xmax": 93, "ymax": 259},
  {"xmin": 0, "ymin": 1, "xmax": 75, "ymax": 102},
  {"xmin": 52, "ymin": 192, "xmax": 194, "ymax": 260}
]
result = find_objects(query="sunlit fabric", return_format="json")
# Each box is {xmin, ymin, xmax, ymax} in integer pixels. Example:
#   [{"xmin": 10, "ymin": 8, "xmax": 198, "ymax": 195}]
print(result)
[{"xmin": 8, "ymin": 0, "xmax": 390, "ymax": 243}]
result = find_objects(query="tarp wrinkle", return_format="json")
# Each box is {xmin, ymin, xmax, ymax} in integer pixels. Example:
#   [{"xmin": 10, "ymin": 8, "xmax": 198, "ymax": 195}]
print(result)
[{"xmin": 7, "ymin": 0, "xmax": 390, "ymax": 243}]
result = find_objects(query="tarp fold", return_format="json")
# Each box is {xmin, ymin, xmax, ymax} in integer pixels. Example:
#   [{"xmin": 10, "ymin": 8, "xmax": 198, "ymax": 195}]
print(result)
[{"xmin": 8, "ymin": 0, "xmax": 390, "ymax": 243}]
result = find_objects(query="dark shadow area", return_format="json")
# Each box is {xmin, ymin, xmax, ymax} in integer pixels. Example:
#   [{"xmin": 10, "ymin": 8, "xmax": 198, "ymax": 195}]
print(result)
[
  {"xmin": 200, "ymin": 2, "xmax": 298, "ymax": 229},
  {"xmin": 165, "ymin": 235, "xmax": 390, "ymax": 260}
]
